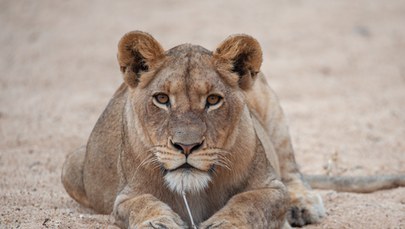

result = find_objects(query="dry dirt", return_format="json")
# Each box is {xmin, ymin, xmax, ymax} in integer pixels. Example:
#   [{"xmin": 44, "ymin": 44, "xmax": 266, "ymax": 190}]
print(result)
[{"xmin": 1, "ymin": 0, "xmax": 404, "ymax": 228}]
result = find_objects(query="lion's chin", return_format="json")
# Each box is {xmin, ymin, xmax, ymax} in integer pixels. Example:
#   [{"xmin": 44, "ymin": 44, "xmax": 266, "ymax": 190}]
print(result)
[{"xmin": 164, "ymin": 169, "xmax": 211, "ymax": 194}]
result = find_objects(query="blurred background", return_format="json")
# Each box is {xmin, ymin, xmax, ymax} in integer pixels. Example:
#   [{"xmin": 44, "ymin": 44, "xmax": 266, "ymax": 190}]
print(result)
[{"xmin": 1, "ymin": 0, "xmax": 404, "ymax": 228}]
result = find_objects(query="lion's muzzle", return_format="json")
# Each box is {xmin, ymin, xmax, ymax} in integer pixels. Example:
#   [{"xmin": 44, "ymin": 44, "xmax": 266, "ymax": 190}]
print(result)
[{"xmin": 170, "ymin": 140, "xmax": 204, "ymax": 156}]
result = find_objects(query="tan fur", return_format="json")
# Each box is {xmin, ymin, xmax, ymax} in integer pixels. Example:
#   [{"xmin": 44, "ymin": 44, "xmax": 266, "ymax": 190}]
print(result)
[{"xmin": 62, "ymin": 31, "xmax": 327, "ymax": 228}]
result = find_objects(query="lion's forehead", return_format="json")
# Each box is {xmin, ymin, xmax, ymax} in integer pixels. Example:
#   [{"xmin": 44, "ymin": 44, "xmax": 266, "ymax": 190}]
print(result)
[
  {"xmin": 165, "ymin": 43, "xmax": 212, "ymax": 57},
  {"xmin": 154, "ymin": 46, "xmax": 226, "ymax": 98}
]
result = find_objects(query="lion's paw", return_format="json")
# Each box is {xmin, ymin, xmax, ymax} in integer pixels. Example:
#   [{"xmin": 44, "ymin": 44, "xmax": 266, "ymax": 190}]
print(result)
[
  {"xmin": 200, "ymin": 218, "xmax": 239, "ymax": 229},
  {"xmin": 134, "ymin": 216, "xmax": 186, "ymax": 229},
  {"xmin": 287, "ymin": 190, "xmax": 325, "ymax": 227}
]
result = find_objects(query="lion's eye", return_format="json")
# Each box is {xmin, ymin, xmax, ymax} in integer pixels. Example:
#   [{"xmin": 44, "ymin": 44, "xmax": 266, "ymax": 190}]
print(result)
[
  {"xmin": 154, "ymin": 93, "xmax": 170, "ymax": 105},
  {"xmin": 206, "ymin": 94, "xmax": 222, "ymax": 107}
]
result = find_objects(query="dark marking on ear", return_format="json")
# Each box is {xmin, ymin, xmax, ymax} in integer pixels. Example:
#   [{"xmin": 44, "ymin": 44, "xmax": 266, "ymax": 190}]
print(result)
[
  {"xmin": 232, "ymin": 53, "xmax": 249, "ymax": 76},
  {"xmin": 131, "ymin": 50, "xmax": 149, "ymax": 76}
]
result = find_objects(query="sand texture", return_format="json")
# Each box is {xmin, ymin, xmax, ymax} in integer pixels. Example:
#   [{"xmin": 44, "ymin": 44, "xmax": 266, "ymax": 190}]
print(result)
[{"xmin": 1, "ymin": 0, "xmax": 404, "ymax": 228}]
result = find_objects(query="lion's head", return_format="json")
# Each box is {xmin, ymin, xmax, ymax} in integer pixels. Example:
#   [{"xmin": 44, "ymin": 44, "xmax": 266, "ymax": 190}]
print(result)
[{"xmin": 117, "ymin": 31, "xmax": 263, "ymax": 194}]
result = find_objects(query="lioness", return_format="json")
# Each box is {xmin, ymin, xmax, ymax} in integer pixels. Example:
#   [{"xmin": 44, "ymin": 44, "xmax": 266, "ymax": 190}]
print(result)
[{"xmin": 62, "ymin": 31, "xmax": 326, "ymax": 228}]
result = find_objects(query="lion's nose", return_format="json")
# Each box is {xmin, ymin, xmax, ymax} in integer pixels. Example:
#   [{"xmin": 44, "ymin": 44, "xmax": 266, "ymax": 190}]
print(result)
[{"xmin": 171, "ymin": 141, "xmax": 203, "ymax": 156}]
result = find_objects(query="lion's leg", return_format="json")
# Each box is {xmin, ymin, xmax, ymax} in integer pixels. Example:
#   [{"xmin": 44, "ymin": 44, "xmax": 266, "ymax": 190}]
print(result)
[
  {"xmin": 284, "ymin": 177, "xmax": 325, "ymax": 226},
  {"xmin": 200, "ymin": 180, "xmax": 289, "ymax": 229},
  {"xmin": 61, "ymin": 146, "xmax": 90, "ymax": 208},
  {"xmin": 273, "ymin": 134, "xmax": 326, "ymax": 226},
  {"xmin": 113, "ymin": 192, "xmax": 186, "ymax": 228},
  {"xmin": 269, "ymin": 108, "xmax": 325, "ymax": 226}
]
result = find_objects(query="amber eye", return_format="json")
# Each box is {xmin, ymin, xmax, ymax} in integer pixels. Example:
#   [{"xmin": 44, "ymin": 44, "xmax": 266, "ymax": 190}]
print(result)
[
  {"xmin": 206, "ymin": 94, "xmax": 222, "ymax": 107},
  {"xmin": 154, "ymin": 93, "xmax": 170, "ymax": 105}
]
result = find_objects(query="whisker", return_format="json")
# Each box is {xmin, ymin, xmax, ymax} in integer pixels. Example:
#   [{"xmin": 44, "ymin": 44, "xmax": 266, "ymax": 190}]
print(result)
[
  {"xmin": 134, "ymin": 154, "xmax": 157, "ymax": 174},
  {"xmin": 148, "ymin": 157, "xmax": 163, "ymax": 170},
  {"xmin": 215, "ymin": 160, "xmax": 231, "ymax": 171},
  {"xmin": 215, "ymin": 154, "xmax": 232, "ymax": 171},
  {"xmin": 209, "ymin": 166, "xmax": 218, "ymax": 176},
  {"xmin": 141, "ymin": 156, "xmax": 155, "ymax": 167}
]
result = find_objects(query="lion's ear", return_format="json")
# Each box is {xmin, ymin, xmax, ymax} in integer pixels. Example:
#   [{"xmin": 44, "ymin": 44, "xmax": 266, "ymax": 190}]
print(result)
[
  {"xmin": 117, "ymin": 31, "xmax": 165, "ymax": 87},
  {"xmin": 213, "ymin": 34, "xmax": 263, "ymax": 90}
]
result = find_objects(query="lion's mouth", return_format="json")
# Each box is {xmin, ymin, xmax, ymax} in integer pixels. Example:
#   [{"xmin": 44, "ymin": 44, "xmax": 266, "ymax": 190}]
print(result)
[
  {"xmin": 169, "ymin": 162, "xmax": 201, "ymax": 172},
  {"xmin": 175, "ymin": 163, "xmax": 194, "ymax": 170}
]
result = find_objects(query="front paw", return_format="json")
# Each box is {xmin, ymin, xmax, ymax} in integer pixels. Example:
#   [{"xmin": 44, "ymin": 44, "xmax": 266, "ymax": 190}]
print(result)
[
  {"xmin": 200, "ymin": 219, "xmax": 238, "ymax": 229},
  {"xmin": 287, "ymin": 189, "xmax": 325, "ymax": 227},
  {"xmin": 135, "ymin": 216, "xmax": 186, "ymax": 229}
]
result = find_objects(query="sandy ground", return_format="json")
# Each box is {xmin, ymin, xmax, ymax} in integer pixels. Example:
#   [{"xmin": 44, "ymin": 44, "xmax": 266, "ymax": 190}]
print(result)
[{"xmin": 1, "ymin": 0, "xmax": 405, "ymax": 228}]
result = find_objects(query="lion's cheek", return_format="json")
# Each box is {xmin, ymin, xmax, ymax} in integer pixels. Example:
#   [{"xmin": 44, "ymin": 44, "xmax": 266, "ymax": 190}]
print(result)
[{"xmin": 135, "ymin": 111, "xmax": 170, "ymax": 145}]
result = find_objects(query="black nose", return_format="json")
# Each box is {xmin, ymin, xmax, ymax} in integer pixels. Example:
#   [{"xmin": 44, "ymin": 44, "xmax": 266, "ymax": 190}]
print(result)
[{"xmin": 171, "ymin": 141, "xmax": 203, "ymax": 155}]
